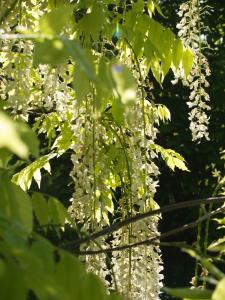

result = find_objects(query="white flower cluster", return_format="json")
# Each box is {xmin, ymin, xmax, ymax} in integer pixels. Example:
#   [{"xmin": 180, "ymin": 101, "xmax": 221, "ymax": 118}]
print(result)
[
  {"xmin": 81, "ymin": 238, "xmax": 110, "ymax": 289},
  {"xmin": 67, "ymin": 93, "xmax": 164, "ymax": 299},
  {"xmin": 68, "ymin": 105, "xmax": 121, "ymax": 290},
  {"xmin": 0, "ymin": 1, "xmax": 75, "ymax": 120},
  {"xmin": 112, "ymin": 221, "xmax": 163, "ymax": 300},
  {"xmin": 109, "ymin": 97, "xmax": 163, "ymax": 300},
  {"xmin": 175, "ymin": 0, "xmax": 211, "ymax": 141}
]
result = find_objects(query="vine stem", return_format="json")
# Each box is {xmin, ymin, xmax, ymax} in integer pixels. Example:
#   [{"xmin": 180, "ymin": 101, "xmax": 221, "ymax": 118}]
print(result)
[
  {"xmin": 118, "ymin": 125, "xmax": 133, "ymax": 217},
  {"xmin": 124, "ymin": 37, "xmax": 148, "ymax": 205},
  {"xmin": 194, "ymin": 0, "xmax": 206, "ymax": 287},
  {"xmin": 108, "ymin": 121, "xmax": 133, "ymax": 291},
  {"xmin": 124, "ymin": 37, "xmax": 147, "ymax": 293},
  {"xmin": 62, "ymin": 196, "xmax": 225, "ymax": 249},
  {"xmin": 194, "ymin": 205, "xmax": 203, "ymax": 287},
  {"xmin": 102, "ymin": 116, "xmax": 133, "ymax": 291},
  {"xmin": 92, "ymin": 90, "xmax": 96, "ymax": 222},
  {"xmin": 102, "ymin": 119, "xmax": 132, "ymax": 216}
]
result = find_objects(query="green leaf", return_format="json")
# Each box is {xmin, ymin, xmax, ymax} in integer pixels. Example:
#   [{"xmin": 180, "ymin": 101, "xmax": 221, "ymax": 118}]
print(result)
[
  {"xmin": 107, "ymin": 294, "xmax": 122, "ymax": 300},
  {"xmin": 12, "ymin": 153, "xmax": 56, "ymax": 191},
  {"xmin": 161, "ymin": 51, "xmax": 172, "ymax": 80},
  {"xmin": 48, "ymin": 197, "xmax": 68, "ymax": 226},
  {"xmin": 184, "ymin": 249, "xmax": 225, "ymax": 280},
  {"xmin": 73, "ymin": 64, "xmax": 92, "ymax": 105},
  {"xmin": 52, "ymin": 122, "xmax": 74, "ymax": 153},
  {"xmin": 30, "ymin": 238, "xmax": 55, "ymax": 275},
  {"xmin": 148, "ymin": 19, "xmax": 164, "ymax": 57},
  {"xmin": 111, "ymin": 98, "xmax": 125, "ymax": 125},
  {"xmin": 172, "ymin": 39, "xmax": 183, "ymax": 69},
  {"xmin": 34, "ymin": 37, "xmax": 95, "ymax": 84},
  {"xmin": 0, "ymin": 148, "xmax": 12, "ymax": 168},
  {"xmin": 39, "ymin": 6, "xmax": 73, "ymax": 36},
  {"xmin": 20, "ymin": 240, "xmax": 57, "ymax": 300},
  {"xmin": 182, "ymin": 47, "xmax": 194, "ymax": 77},
  {"xmin": 32, "ymin": 193, "xmax": 50, "ymax": 226},
  {"xmin": 0, "ymin": 261, "xmax": 27, "ymax": 300},
  {"xmin": 150, "ymin": 55, "xmax": 162, "ymax": 84},
  {"xmin": 33, "ymin": 38, "xmax": 68, "ymax": 66},
  {"xmin": 212, "ymin": 278, "xmax": 225, "ymax": 300},
  {"xmin": 81, "ymin": 273, "xmax": 107, "ymax": 300},
  {"xmin": 35, "ymin": 112, "xmax": 61, "ymax": 145},
  {"xmin": 78, "ymin": 3, "xmax": 105, "ymax": 41},
  {"xmin": 144, "ymin": 40, "xmax": 155, "ymax": 73},
  {"xmin": 147, "ymin": 0, "xmax": 155, "ymax": 15},
  {"xmin": 0, "ymin": 260, "xmax": 5, "ymax": 277},
  {"xmin": 15, "ymin": 121, "xmax": 39, "ymax": 158},
  {"xmin": 151, "ymin": 144, "xmax": 189, "ymax": 171},
  {"xmin": 157, "ymin": 105, "xmax": 171, "ymax": 122},
  {"xmin": 0, "ymin": 178, "xmax": 33, "ymax": 235},
  {"xmin": 103, "ymin": 195, "xmax": 114, "ymax": 214},
  {"xmin": 0, "ymin": 111, "xmax": 29, "ymax": 159},
  {"xmin": 111, "ymin": 64, "xmax": 136, "ymax": 105},
  {"xmin": 54, "ymin": 250, "xmax": 85, "ymax": 300},
  {"xmin": 132, "ymin": 32, "xmax": 144, "ymax": 58},
  {"xmin": 164, "ymin": 287, "xmax": 213, "ymax": 299},
  {"xmin": 63, "ymin": 39, "xmax": 96, "ymax": 81},
  {"xmin": 208, "ymin": 237, "xmax": 225, "ymax": 252},
  {"xmin": 154, "ymin": 0, "xmax": 166, "ymax": 17}
]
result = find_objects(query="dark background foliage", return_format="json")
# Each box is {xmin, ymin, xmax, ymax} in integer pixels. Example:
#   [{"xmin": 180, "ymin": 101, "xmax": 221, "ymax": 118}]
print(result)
[{"xmin": 153, "ymin": 0, "xmax": 225, "ymax": 292}]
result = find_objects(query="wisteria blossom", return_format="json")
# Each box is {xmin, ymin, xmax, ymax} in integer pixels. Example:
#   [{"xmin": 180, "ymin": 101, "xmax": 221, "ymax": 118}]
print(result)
[{"xmin": 174, "ymin": 0, "xmax": 211, "ymax": 141}]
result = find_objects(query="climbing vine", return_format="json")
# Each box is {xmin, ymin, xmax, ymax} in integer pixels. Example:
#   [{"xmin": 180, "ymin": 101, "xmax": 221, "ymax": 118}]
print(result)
[{"xmin": 1, "ymin": 1, "xmax": 223, "ymax": 300}]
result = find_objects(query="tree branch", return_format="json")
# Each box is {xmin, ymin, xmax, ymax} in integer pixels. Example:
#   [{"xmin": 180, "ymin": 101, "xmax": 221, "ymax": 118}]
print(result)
[
  {"xmin": 73, "ymin": 206, "xmax": 225, "ymax": 255},
  {"xmin": 62, "ymin": 196, "xmax": 225, "ymax": 249}
]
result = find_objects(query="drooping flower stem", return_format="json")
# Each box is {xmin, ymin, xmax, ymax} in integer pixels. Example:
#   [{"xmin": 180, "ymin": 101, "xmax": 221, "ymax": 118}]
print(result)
[
  {"xmin": 176, "ymin": 0, "xmax": 211, "ymax": 141},
  {"xmin": 92, "ymin": 92, "xmax": 97, "ymax": 222}
]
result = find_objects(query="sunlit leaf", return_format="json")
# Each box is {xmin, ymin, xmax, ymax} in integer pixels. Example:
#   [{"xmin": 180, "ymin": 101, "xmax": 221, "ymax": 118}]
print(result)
[
  {"xmin": 77, "ymin": 3, "xmax": 105, "ymax": 41},
  {"xmin": 39, "ymin": 6, "xmax": 73, "ymax": 36},
  {"xmin": 151, "ymin": 144, "xmax": 189, "ymax": 171},
  {"xmin": 182, "ymin": 47, "xmax": 194, "ymax": 77},
  {"xmin": 212, "ymin": 278, "xmax": 225, "ymax": 300},
  {"xmin": 111, "ymin": 64, "xmax": 136, "ymax": 105},
  {"xmin": 172, "ymin": 39, "xmax": 183, "ymax": 69},
  {"xmin": 12, "ymin": 153, "xmax": 56, "ymax": 191},
  {"xmin": 208, "ymin": 237, "xmax": 225, "ymax": 252},
  {"xmin": 33, "ymin": 39, "xmax": 68, "ymax": 66},
  {"xmin": 0, "ymin": 112, "xmax": 28, "ymax": 159}
]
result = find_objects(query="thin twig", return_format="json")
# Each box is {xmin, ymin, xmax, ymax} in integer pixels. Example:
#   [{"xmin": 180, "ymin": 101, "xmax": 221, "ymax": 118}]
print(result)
[
  {"xmin": 62, "ymin": 196, "xmax": 225, "ymax": 249},
  {"xmin": 73, "ymin": 206, "xmax": 225, "ymax": 255}
]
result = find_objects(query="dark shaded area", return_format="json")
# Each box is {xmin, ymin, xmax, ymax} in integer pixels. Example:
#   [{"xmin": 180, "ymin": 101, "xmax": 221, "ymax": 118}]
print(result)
[{"xmin": 153, "ymin": 0, "xmax": 225, "ymax": 294}]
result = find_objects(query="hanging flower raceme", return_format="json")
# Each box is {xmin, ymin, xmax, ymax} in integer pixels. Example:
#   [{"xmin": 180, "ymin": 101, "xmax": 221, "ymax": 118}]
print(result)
[
  {"xmin": 67, "ymin": 85, "xmax": 164, "ymax": 299},
  {"xmin": 108, "ymin": 95, "xmax": 163, "ymax": 300},
  {"xmin": 175, "ymin": 0, "xmax": 211, "ymax": 141}
]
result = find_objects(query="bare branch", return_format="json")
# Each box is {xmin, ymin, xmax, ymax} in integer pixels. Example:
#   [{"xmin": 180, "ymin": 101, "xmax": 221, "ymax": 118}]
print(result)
[
  {"xmin": 71, "ymin": 206, "xmax": 225, "ymax": 255},
  {"xmin": 62, "ymin": 196, "xmax": 225, "ymax": 249}
]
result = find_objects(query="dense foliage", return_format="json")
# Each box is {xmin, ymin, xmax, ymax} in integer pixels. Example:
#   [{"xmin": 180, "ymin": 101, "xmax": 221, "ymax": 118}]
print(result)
[{"xmin": 0, "ymin": 1, "xmax": 225, "ymax": 300}]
